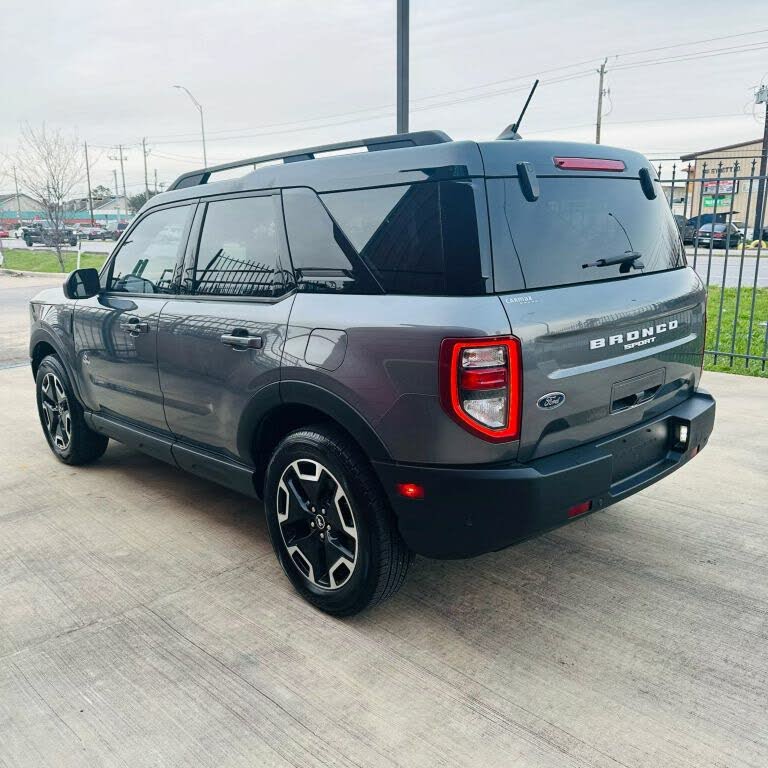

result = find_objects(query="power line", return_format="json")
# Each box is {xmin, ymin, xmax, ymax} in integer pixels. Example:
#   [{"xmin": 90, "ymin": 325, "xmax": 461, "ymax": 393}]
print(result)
[
  {"xmin": 611, "ymin": 41, "xmax": 768, "ymax": 72},
  {"xmin": 140, "ymin": 27, "xmax": 768, "ymax": 145}
]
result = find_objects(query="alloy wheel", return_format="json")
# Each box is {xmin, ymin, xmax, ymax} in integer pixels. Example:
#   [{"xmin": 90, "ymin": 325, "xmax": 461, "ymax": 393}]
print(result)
[
  {"xmin": 40, "ymin": 372, "xmax": 72, "ymax": 451},
  {"xmin": 276, "ymin": 459, "xmax": 358, "ymax": 590}
]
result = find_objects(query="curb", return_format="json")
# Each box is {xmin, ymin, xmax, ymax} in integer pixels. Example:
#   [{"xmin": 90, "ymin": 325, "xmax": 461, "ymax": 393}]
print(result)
[{"xmin": 0, "ymin": 268, "xmax": 67, "ymax": 277}]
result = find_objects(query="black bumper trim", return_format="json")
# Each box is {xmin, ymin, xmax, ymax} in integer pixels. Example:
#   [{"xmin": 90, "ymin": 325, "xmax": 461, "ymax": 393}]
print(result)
[{"xmin": 373, "ymin": 390, "xmax": 715, "ymax": 559}]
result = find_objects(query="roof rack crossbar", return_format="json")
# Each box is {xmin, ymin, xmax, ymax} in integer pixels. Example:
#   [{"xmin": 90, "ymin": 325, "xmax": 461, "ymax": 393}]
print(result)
[{"xmin": 168, "ymin": 130, "xmax": 452, "ymax": 190}]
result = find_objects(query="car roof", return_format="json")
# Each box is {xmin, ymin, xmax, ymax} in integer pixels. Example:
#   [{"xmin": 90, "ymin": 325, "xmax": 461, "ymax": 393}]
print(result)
[{"xmin": 141, "ymin": 134, "xmax": 654, "ymax": 215}]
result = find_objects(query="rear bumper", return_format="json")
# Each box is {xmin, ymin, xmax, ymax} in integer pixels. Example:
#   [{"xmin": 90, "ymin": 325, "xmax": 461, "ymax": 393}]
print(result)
[{"xmin": 373, "ymin": 390, "xmax": 715, "ymax": 559}]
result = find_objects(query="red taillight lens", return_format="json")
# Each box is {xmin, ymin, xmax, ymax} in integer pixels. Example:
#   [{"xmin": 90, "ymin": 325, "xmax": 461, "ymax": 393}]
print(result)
[
  {"xmin": 439, "ymin": 337, "xmax": 522, "ymax": 442},
  {"xmin": 553, "ymin": 157, "xmax": 625, "ymax": 172}
]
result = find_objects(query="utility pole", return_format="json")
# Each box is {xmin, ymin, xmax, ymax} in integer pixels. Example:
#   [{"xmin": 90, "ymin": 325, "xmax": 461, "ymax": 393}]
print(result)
[
  {"xmin": 396, "ymin": 0, "xmax": 409, "ymax": 134},
  {"xmin": 112, "ymin": 169, "xmax": 120, "ymax": 220},
  {"xmin": 12, "ymin": 166, "xmax": 22, "ymax": 224},
  {"xmin": 84, "ymin": 141, "xmax": 95, "ymax": 226},
  {"xmin": 109, "ymin": 146, "xmax": 128, "ymax": 200},
  {"xmin": 142, "ymin": 138, "xmax": 150, "ymax": 198},
  {"xmin": 118, "ymin": 145, "xmax": 127, "ymax": 199},
  {"xmin": 752, "ymin": 84, "xmax": 768, "ymax": 241},
  {"xmin": 154, "ymin": 168, "xmax": 158, "ymax": 193},
  {"xmin": 595, "ymin": 58, "xmax": 607, "ymax": 144}
]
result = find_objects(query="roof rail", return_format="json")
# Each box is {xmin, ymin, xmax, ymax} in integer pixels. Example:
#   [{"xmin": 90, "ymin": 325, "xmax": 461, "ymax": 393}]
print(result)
[{"xmin": 168, "ymin": 130, "xmax": 453, "ymax": 191}]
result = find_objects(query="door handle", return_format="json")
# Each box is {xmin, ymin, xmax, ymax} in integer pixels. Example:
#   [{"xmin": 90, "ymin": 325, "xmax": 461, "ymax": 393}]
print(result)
[
  {"xmin": 220, "ymin": 330, "xmax": 263, "ymax": 350},
  {"xmin": 119, "ymin": 317, "xmax": 150, "ymax": 335}
]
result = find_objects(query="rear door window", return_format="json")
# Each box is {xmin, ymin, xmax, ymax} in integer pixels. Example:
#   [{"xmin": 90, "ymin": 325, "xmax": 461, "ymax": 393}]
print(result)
[
  {"xmin": 192, "ymin": 195, "xmax": 290, "ymax": 297},
  {"xmin": 488, "ymin": 176, "xmax": 686, "ymax": 292}
]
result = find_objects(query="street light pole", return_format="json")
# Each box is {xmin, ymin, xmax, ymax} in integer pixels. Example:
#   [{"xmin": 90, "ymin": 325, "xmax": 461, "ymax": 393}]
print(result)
[{"xmin": 173, "ymin": 85, "xmax": 208, "ymax": 167}]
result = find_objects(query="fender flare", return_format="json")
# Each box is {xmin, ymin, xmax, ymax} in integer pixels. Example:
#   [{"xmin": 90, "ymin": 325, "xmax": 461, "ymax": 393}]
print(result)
[
  {"xmin": 277, "ymin": 380, "xmax": 392, "ymax": 462},
  {"xmin": 29, "ymin": 326, "xmax": 86, "ymax": 404}
]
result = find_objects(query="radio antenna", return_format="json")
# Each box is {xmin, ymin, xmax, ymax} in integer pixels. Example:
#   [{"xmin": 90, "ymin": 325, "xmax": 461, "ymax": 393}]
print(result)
[{"xmin": 497, "ymin": 79, "xmax": 539, "ymax": 140}]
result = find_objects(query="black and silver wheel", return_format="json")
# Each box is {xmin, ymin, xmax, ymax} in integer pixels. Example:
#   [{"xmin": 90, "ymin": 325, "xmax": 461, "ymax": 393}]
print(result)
[
  {"xmin": 35, "ymin": 355, "xmax": 109, "ymax": 465},
  {"xmin": 40, "ymin": 371, "xmax": 72, "ymax": 452},
  {"xmin": 277, "ymin": 459, "xmax": 359, "ymax": 590},
  {"xmin": 265, "ymin": 426, "xmax": 411, "ymax": 616}
]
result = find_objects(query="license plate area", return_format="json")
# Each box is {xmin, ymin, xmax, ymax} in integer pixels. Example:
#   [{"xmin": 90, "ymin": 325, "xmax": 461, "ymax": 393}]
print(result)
[{"xmin": 610, "ymin": 421, "xmax": 669, "ymax": 482}]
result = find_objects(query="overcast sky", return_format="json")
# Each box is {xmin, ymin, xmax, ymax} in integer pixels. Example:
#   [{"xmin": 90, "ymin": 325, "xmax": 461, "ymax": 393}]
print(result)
[{"xmin": 1, "ymin": 0, "xmax": 766, "ymax": 198}]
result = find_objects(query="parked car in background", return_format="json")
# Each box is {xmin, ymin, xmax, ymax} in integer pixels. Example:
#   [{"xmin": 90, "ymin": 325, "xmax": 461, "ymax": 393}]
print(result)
[
  {"xmin": 0, "ymin": 229, "xmax": 9, "ymax": 238},
  {"xmin": 105, "ymin": 222, "xmax": 129, "ymax": 240},
  {"xmin": 24, "ymin": 225, "xmax": 77, "ymax": 248},
  {"xmin": 694, "ymin": 223, "xmax": 741, "ymax": 249},
  {"xmin": 73, "ymin": 225, "xmax": 108, "ymax": 240},
  {"xmin": 13, "ymin": 225, "xmax": 32, "ymax": 238},
  {"xmin": 686, "ymin": 212, "xmax": 736, "ymax": 233},
  {"xmin": 674, "ymin": 214, "xmax": 696, "ymax": 244}
]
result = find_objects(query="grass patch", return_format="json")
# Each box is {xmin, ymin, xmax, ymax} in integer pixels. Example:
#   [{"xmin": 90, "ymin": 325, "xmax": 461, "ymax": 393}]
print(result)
[
  {"xmin": 0, "ymin": 248, "xmax": 107, "ymax": 273},
  {"xmin": 705, "ymin": 286, "xmax": 768, "ymax": 378}
]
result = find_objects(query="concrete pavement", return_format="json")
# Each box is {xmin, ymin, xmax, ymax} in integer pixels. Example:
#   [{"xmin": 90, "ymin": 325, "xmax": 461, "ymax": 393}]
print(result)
[
  {"xmin": 0, "ymin": 273, "xmax": 64, "ymax": 367},
  {"xmin": 0, "ymin": 364, "xmax": 766, "ymax": 767}
]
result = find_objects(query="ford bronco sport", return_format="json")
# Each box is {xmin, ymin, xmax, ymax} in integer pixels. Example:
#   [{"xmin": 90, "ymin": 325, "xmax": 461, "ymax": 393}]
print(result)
[{"xmin": 29, "ymin": 130, "xmax": 715, "ymax": 615}]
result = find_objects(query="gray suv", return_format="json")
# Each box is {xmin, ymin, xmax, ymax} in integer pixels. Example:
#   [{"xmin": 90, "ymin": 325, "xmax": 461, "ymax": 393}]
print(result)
[{"xmin": 29, "ymin": 130, "xmax": 715, "ymax": 615}]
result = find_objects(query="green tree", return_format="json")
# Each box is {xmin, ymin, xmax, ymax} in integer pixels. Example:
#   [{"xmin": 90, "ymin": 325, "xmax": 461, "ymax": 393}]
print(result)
[{"xmin": 128, "ymin": 191, "xmax": 156, "ymax": 213}]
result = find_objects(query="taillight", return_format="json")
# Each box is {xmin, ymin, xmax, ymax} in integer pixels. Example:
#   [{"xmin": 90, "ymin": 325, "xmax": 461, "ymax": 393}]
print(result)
[{"xmin": 439, "ymin": 337, "xmax": 521, "ymax": 442}]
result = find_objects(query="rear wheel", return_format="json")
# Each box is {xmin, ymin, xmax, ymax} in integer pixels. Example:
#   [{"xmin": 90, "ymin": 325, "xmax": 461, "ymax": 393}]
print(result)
[
  {"xmin": 265, "ymin": 426, "xmax": 411, "ymax": 616},
  {"xmin": 35, "ymin": 355, "xmax": 108, "ymax": 465}
]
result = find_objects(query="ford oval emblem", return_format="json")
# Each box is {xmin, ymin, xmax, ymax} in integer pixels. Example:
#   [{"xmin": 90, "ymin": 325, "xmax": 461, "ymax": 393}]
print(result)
[{"xmin": 537, "ymin": 392, "xmax": 566, "ymax": 410}]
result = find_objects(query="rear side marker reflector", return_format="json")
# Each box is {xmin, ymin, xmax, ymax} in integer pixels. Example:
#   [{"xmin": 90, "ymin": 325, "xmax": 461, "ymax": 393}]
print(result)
[
  {"xmin": 568, "ymin": 501, "xmax": 593, "ymax": 518},
  {"xmin": 396, "ymin": 483, "xmax": 425, "ymax": 500},
  {"xmin": 554, "ymin": 157, "xmax": 625, "ymax": 172}
]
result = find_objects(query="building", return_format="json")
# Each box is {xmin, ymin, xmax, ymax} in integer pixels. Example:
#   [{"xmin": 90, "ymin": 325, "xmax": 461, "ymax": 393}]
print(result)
[
  {"xmin": 91, "ymin": 196, "xmax": 131, "ymax": 221},
  {"xmin": 680, "ymin": 138, "xmax": 766, "ymax": 236},
  {"xmin": 0, "ymin": 192, "xmax": 46, "ymax": 225}
]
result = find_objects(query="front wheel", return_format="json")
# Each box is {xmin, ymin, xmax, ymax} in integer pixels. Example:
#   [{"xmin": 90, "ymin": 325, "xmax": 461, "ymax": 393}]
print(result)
[
  {"xmin": 35, "ymin": 355, "xmax": 109, "ymax": 465},
  {"xmin": 264, "ymin": 426, "xmax": 411, "ymax": 616}
]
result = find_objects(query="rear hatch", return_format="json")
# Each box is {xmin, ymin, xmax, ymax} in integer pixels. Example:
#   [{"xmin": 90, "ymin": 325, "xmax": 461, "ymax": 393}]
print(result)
[{"xmin": 481, "ymin": 141, "xmax": 706, "ymax": 462}]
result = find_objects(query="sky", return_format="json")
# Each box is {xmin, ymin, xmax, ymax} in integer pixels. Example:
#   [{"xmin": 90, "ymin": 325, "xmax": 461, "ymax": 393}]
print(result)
[{"xmin": 1, "ymin": 0, "xmax": 766, "ymax": 199}]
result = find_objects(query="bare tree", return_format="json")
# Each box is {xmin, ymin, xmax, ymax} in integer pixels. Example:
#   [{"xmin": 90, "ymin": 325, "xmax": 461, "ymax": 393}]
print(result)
[{"xmin": 16, "ymin": 124, "xmax": 84, "ymax": 271}]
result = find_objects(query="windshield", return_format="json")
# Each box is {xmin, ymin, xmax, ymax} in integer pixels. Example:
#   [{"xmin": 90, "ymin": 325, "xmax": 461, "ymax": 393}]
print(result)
[{"xmin": 489, "ymin": 176, "xmax": 686, "ymax": 291}]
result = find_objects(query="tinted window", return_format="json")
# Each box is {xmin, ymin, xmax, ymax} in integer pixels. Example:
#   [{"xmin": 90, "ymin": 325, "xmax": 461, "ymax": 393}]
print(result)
[
  {"xmin": 108, "ymin": 205, "xmax": 191, "ymax": 293},
  {"xmin": 282, "ymin": 188, "xmax": 380, "ymax": 295},
  {"xmin": 489, "ymin": 177, "xmax": 686, "ymax": 291},
  {"xmin": 322, "ymin": 181, "xmax": 486, "ymax": 295},
  {"xmin": 283, "ymin": 182, "xmax": 487, "ymax": 296},
  {"xmin": 193, "ymin": 196, "xmax": 288, "ymax": 297}
]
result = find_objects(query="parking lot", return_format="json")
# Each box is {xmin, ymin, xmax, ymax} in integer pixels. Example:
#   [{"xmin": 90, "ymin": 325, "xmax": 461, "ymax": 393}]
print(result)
[{"xmin": 0, "ymin": 275, "xmax": 766, "ymax": 767}]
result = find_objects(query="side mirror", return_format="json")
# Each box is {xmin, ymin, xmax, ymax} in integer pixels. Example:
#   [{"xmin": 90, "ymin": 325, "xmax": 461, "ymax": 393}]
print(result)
[{"xmin": 63, "ymin": 268, "xmax": 101, "ymax": 299}]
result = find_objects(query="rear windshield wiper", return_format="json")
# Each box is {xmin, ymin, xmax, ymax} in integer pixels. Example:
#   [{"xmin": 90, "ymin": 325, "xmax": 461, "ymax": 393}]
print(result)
[{"xmin": 582, "ymin": 251, "xmax": 644, "ymax": 272}]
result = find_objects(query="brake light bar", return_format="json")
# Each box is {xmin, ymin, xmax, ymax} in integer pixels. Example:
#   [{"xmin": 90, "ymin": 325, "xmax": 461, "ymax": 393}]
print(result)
[
  {"xmin": 553, "ymin": 157, "xmax": 625, "ymax": 172},
  {"xmin": 439, "ymin": 337, "xmax": 522, "ymax": 442}
]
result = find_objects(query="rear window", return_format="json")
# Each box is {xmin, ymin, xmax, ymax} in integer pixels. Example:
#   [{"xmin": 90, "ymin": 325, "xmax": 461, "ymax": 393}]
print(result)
[{"xmin": 488, "ymin": 176, "xmax": 686, "ymax": 292}]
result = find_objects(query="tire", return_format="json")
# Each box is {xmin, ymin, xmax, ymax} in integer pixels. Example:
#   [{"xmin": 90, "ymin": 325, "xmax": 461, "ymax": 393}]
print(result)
[
  {"xmin": 35, "ymin": 355, "xmax": 109, "ymax": 465},
  {"xmin": 265, "ymin": 425, "xmax": 411, "ymax": 616},
  {"xmin": 24, "ymin": 238, "xmax": 32, "ymax": 247}
]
